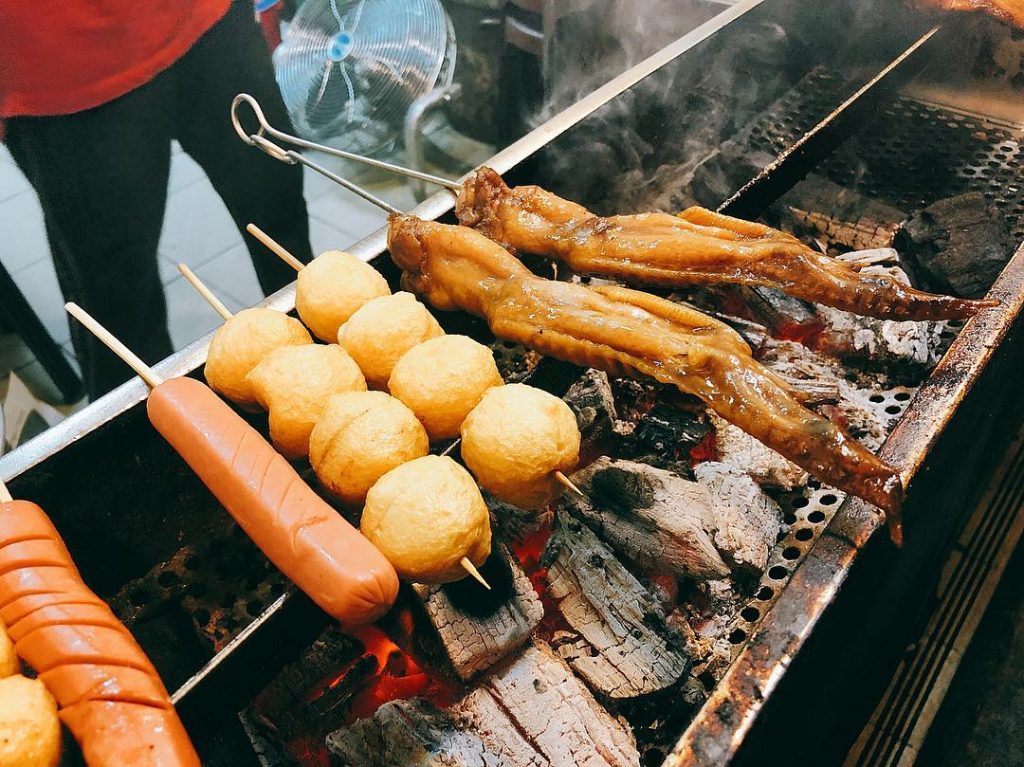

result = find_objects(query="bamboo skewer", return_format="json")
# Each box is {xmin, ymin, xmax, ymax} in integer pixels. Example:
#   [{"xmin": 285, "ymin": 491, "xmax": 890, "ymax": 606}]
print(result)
[
  {"xmin": 65, "ymin": 303, "xmax": 163, "ymax": 388},
  {"xmin": 176, "ymin": 266, "xmax": 491, "ymax": 590},
  {"xmin": 460, "ymin": 557, "xmax": 490, "ymax": 590},
  {"xmin": 178, "ymin": 264, "xmax": 232, "ymax": 321},
  {"xmin": 246, "ymin": 224, "xmax": 305, "ymax": 272},
  {"xmin": 248, "ymin": 224, "xmax": 588, "ymax": 507},
  {"xmin": 0, "ymin": 480, "xmax": 12, "ymax": 504}
]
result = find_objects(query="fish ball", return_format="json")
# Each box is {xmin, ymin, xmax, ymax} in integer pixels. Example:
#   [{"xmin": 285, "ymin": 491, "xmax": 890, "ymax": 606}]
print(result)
[
  {"xmin": 296, "ymin": 251, "xmax": 390, "ymax": 341},
  {"xmin": 388, "ymin": 335, "xmax": 503, "ymax": 440},
  {"xmin": 205, "ymin": 308, "xmax": 312, "ymax": 408},
  {"xmin": 339, "ymin": 292, "xmax": 444, "ymax": 388},
  {"xmin": 362, "ymin": 455, "xmax": 491, "ymax": 584},
  {"xmin": 247, "ymin": 344, "xmax": 367, "ymax": 458},
  {"xmin": 460, "ymin": 384, "xmax": 581, "ymax": 509},
  {"xmin": 309, "ymin": 391, "xmax": 429, "ymax": 506}
]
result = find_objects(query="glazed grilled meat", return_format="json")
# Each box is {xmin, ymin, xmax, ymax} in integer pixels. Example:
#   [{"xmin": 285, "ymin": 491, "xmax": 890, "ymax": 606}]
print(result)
[
  {"xmin": 917, "ymin": 0, "xmax": 1024, "ymax": 27},
  {"xmin": 456, "ymin": 167, "xmax": 997, "ymax": 322},
  {"xmin": 388, "ymin": 214, "xmax": 906, "ymax": 543}
]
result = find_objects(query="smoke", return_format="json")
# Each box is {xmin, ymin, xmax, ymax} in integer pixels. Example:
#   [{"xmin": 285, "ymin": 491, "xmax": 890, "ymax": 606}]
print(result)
[{"xmin": 525, "ymin": 0, "xmax": 955, "ymax": 214}]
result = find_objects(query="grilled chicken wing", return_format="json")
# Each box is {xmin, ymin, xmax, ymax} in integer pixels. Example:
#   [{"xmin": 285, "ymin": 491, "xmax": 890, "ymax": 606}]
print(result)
[
  {"xmin": 388, "ymin": 214, "xmax": 906, "ymax": 543},
  {"xmin": 456, "ymin": 167, "xmax": 997, "ymax": 321}
]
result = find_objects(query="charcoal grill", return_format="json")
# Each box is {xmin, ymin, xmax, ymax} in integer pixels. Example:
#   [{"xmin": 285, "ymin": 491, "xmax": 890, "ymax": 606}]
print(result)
[{"xmin": 3, "ymin": 1, "xmax": 1024, "ymax": 764}]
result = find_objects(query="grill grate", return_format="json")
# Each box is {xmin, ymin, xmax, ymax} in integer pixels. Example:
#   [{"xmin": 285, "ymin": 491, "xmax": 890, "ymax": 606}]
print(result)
[{"xmin": 742, "ymin": 67, "xmax": 1024, "ymax": 242}]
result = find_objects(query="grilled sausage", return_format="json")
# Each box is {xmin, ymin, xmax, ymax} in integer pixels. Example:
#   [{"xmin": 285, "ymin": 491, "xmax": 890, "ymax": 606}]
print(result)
[
  {"xmin": 147, "ymin": 376, "xmax": 400, "ymax": 625},
  {"xmin": 0, "ymin": 500, "xmax": 199, "ymax": 766}
]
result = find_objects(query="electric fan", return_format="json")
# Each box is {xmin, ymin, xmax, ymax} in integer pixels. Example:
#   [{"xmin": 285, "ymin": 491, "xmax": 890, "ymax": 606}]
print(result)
[{"xmin": 273, "ymin": 0, "xmax": 456, "ymax": 155}]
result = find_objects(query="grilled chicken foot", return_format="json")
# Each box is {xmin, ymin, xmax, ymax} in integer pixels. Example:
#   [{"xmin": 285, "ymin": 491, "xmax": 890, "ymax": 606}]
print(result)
[
  {"xmin": 388, "ymin": 214, "xmax": 906, "ymax": 543},
  {"xmin": 456, "ymin": 166, "xmax": 997, "ymax": 322}
]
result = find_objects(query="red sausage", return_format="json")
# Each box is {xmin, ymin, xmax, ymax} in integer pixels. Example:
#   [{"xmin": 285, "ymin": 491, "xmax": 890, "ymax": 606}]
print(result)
[
  {"xmin": 146, "ymin": 376, "xmax": 399, "ymax": 625},
  {"xmin": 0, "ymin": 500, "xmax": 199, "ymax": 766}
]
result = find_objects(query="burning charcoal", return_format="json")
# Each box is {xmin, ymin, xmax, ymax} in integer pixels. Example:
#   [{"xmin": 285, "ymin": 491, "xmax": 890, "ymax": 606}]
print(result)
[
  {"xmin": 757, "ymin": 337, "xmax": 897, "ymax": 451},
  {"xmin": 778, "ymin": 174, "xmax": 907, "ymax": 252},
  {"xmin": 618, "ymin": 403, "xmax": 711, "ymax": 470},
  {"xmin": 247, "ymin": 628, "xmax": 365, "ymax": 741},
  {"xmin": 564, "ymin": 369, "xmax": 618, "ymax": 452},
  {"xmin": 692, "ymin": 462, "xmax": 782, "ymax": 574},
  {"xmin": 708, "ymin": 413, "xmax": 808, "ymax": 491},
  {"xmin": 326, "ymin": 697, "xmax": 503, "ymax": 767},
  {"xmin": 410, "ymin": 544, "xmax": 543, "ymax": 682},
  {"xmin": 812, "ymin": 264, "xmax": 945, "ymax": 378},
  {"xmin": 484, "ymin": 492, "xmax": 551, "ymax": 545},
  {"xmin": 895, "ymin": 191, "xmax": 1012, "ymax": 298},
  {"xmin": 542, "ymin": 510, "xmax": 692, "ymax": 699},
  {"xmin": 757, "ymin": 337, "xmax": 844, "ymax": 405},
  {"xmin": 565, "ymin": 457, "xmax": 729, "ymax": 580},
  {"xmin": 238, "ymin": 711, "xmax": 296, "ymax": 767},
  {"xmin": 452, "ymin": 640, "xmax": 640, "ymax": 767}
]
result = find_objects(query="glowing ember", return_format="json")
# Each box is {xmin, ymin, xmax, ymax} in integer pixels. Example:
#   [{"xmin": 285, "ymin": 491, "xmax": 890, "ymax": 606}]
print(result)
[{"xmin": 690, "ymin": 431, "xmax": 718, "ymax": 464}]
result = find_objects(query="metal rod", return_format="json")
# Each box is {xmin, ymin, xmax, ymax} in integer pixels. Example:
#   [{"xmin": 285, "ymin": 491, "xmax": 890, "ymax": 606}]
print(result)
[
  {"xmin": 230, "ymin": 93, "xmax": 462, "ymax": 190},
  {"xmin": 718, "ymin": 25, "xmax": 943, "ymax": 219},
  {"xmin": 264, "ymin": 139, "xmax": 402, "ymax": 215}
]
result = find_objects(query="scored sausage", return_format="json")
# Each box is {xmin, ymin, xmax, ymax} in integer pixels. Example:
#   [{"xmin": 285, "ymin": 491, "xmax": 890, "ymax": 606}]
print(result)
[
  {"xmin": 146, "ymin": 376, "xmax": 400, "ymax": 625},
  {"xmin": 0, "ymin": 500, "xmax": 199, "ymax": 766}
]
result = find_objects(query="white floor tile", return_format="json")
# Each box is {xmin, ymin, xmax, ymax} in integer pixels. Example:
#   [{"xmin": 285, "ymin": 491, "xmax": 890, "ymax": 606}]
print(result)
[
  {"xmin": 9, "ymin": 258, "xmax": 70, "ymax": 345},
  {"xmin": 158, "ymin": 176, "xmax": 242, "ymax": 267},
  {"xmin": 308, "ymin": 193, "xmax": 389, "ymax": 242},
  {"xmin": 168, "ymin": 151, "xmax": 207, "ymax": 195},
  {"xmin": 157, "ymin": 255, "xmax": 182, "ymax": 286},
  {"xmin": 308, "ymin": 215, "xmax": 353, "ymax": 255},
  {"xmin": 0, "ymin": 162, "xmax": 31, "ymax": 203},
  {"xmin": 195, "ymin": 244, "xmax": 266, "ymax": 312},
  {"xmin": 0, "ymin": 191, "xmax": 50, "ymax": 274}
]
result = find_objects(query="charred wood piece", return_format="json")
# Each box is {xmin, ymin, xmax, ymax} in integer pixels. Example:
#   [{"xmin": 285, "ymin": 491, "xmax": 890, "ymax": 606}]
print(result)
[
  {"xmin": 566, "ymin": 458, "xmax": 728, "ymax": 580},
  {"xmin": 564, "ymin": 368, "xmax": 618, "ymax": 453},
  {"xmin": 812, "ymin": 264, "xmax": 945, "ymax": 377},
  {"xmin": 709, "ymin": 413, "xmax": 808, "ymax": 491},
  {"xmin": 778, "ymin": 173, "xmax": 907, "ymax": 252},
  {"xmin": 452, "ymin": 640, "xmax": 640, "ymax": 767},
  {"xmin": 326, "ymin": 697, "xmax": 503, "ymax": 767},
  {"xmin": 411, "ymin": 544, "xmax": 543, "ymax": 681},
  {"xmin": 617, "ymin": 403, "xmax": 711, "ymax": 471},
  {"xmin": 542, "ymin": 509, "xmax": 693, "ymax": 699},
  {"xmin": 692, "ymin": 462, "xmax": 782, "ymax": 574},
  {"xmin": 485, "ymin": 492, "xmax": 551, "ymax": 545},
  {"xmin": 895, "ymin": 191, "xmax": 1012, "ymax": 298}
]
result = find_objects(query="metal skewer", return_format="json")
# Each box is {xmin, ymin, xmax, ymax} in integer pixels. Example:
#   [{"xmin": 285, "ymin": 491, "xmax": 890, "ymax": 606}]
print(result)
[{"xmin": 230, "ymin": 94, "xmax": 462, "ymax": 194}]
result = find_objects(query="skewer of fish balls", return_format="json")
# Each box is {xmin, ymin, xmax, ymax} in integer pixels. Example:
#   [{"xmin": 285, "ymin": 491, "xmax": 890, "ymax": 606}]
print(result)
[
  {"xmin": 179, "ymin": 266, "xmax": 489, "ymax": 588},
  {"xmin": 186, "ymin": 267, "xmax": 313, "ymax": 409},
  {"xmin": 248, "ymin": 223, "xmax": 446, "ymax": 389},
  {"xmin": 248, "ymin": 226, "xmax": 585, "ymax": 503},
  {"xmin": 179, "ymin": 265, "xmax": 366, "ymax": 458}
]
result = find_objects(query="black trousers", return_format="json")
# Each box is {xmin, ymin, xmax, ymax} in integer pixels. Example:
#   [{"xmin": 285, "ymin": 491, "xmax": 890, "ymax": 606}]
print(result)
[{"xmin": 6, "ymin": 0, "xmax": 312, "ymax": 399}]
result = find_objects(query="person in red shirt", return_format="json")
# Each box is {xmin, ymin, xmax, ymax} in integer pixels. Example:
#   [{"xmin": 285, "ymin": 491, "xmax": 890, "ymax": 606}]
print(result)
[{"xmin": 0, "ymin": 0, "xmax": 312, "ymax": 398}]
